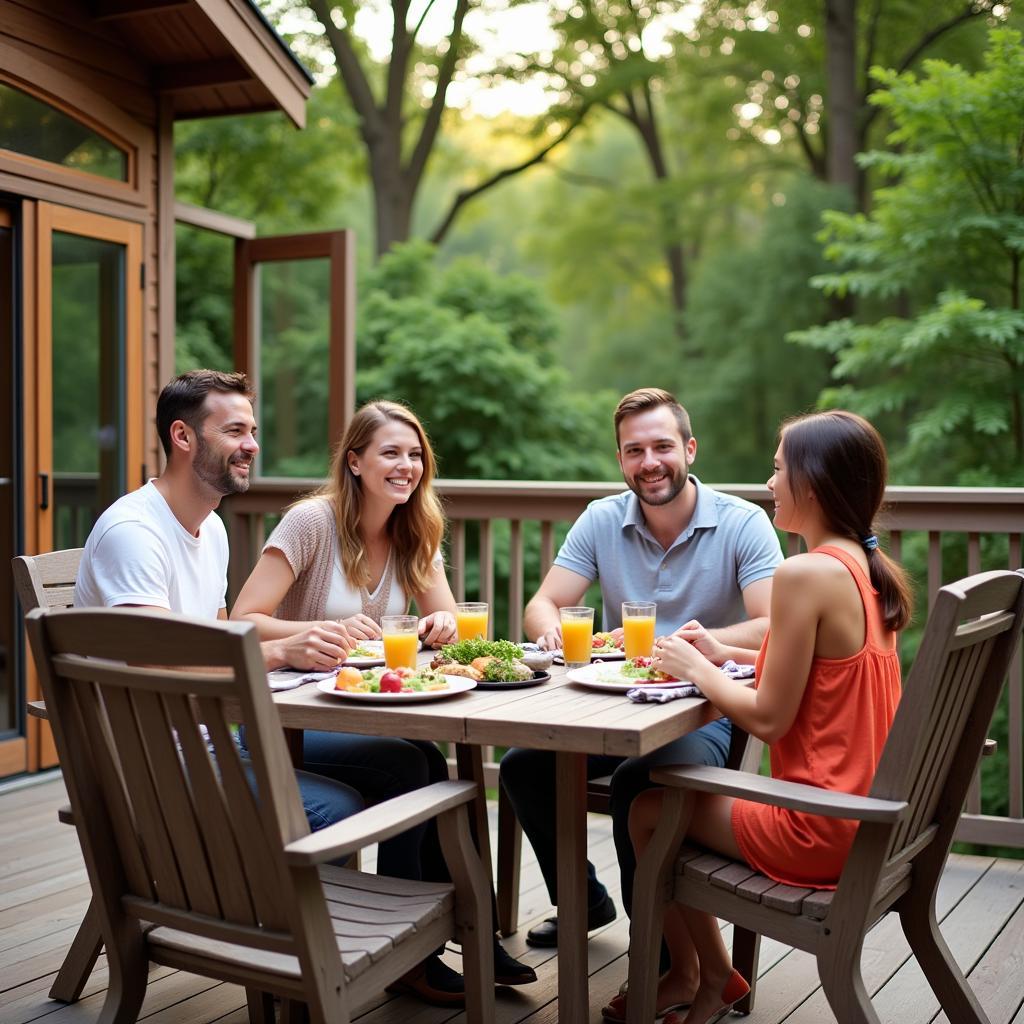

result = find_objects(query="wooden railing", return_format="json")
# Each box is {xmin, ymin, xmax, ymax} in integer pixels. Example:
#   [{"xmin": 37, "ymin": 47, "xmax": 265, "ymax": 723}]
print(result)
[{"xmin": 221, "ymin": 478, "xmax": 1024, "ymax": 850}]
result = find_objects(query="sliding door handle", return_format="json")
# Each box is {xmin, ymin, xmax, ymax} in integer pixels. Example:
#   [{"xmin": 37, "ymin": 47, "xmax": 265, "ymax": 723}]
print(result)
[{"xmin": 38, "ymin": 472, "xmax": 49, "ymax": 510}]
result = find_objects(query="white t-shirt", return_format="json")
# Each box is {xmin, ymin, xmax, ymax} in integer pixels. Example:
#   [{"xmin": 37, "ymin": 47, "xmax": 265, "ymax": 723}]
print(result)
[{"xmin": 74, "ymin": 480, "xmax": 229, "ymax": 618}]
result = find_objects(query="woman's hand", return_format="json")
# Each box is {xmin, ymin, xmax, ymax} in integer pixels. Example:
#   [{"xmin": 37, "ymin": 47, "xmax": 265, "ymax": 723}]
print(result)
[
  {"xmin": 341, "ymin": 613, "xmax": 383, "ymax": 642},
  {"xmin": 419, "ymin": 611, "xmax": 456, "ymax": 648},
  {"xmin": 653, "ymin": 633, "xmax": 714, "ymax": 682},
  {"xmin": 668, "ymin": 619, "xmax": 729, "ymax": 666},
  {"xmin": 274, "ymin": 620, "xmax": 355, "ymax": 671}
]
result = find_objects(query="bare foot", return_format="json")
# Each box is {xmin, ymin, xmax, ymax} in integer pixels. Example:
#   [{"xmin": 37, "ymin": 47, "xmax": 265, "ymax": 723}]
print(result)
[{"xmin": 667, "ymin": 969, "xmax": 749, "ymax": 1024}]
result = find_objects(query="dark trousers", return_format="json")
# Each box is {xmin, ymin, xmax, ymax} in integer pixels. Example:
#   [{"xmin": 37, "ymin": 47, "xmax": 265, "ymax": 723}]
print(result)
[
  {"xmin": 499, "ymin": 718, "xmax": 733, "ymax": 914},
  {"xmin": 240, "ymin": 727, "xmax": 450, "ymax": 882}
]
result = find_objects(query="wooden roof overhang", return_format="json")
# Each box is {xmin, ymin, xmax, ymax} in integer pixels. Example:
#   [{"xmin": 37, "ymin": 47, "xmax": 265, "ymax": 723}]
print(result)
[{"xmin": 94, "ymin": 0, "xmax": 313, "ymax": 127}]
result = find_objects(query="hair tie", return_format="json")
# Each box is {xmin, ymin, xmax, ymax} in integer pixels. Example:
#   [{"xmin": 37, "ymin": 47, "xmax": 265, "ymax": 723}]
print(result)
[{"xmin": 862, "ymin": 535, "xmax": 879, "ymax": 551}]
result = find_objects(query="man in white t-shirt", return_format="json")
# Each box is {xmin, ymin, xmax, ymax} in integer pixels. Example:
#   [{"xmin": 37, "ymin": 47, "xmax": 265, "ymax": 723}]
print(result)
[
  {"xmin": 76, "ymin": 370, "xmax": 352, "ymax": 671},
  {"xmin": 75, "ymin": 369, "xmax": 364, "ymax": 830}
]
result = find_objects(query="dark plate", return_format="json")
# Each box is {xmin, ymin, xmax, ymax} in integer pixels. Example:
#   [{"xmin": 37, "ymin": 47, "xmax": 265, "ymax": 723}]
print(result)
[{"xmin": 474, "ymin": 670, "xmax": 551, "ymax": 690}]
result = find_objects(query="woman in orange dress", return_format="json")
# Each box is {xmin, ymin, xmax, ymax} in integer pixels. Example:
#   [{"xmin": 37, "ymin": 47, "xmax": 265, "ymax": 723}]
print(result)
[{"xmin": 625, "ymin": 410, "xmax": 912, "ymax": 1024}]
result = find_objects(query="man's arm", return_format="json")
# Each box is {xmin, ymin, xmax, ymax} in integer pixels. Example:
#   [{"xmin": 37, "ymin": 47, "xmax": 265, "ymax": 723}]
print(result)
[
  {"xmin": 708, "ymin": 577, "xmax": 772, "ymax": 648},
  {"xmin": 523, "ymin": 566, "xmax": 592, "ymax": 650}
]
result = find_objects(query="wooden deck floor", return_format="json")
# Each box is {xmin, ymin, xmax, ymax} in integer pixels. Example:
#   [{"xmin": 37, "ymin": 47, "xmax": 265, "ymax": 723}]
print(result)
[{"xmin": 1, "ymin": 775, "xmax": 1022, "ymax": 1024}]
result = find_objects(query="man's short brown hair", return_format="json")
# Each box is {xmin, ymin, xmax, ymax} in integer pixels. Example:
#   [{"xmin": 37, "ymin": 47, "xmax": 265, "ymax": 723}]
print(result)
[
  {"xmin": 613, "ymin": 388, "xmax": 692, "ymax": 447},
  {"xmin": 156, "ymin": 370, "xmax": 253, "ymax": 457}
]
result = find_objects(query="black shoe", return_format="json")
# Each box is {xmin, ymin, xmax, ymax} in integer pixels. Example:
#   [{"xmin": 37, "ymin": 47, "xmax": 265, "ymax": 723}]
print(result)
[
  {"xmin": 525, "ymin": 893, "xmax": 617, "ymax": 948},
  {"xmin": 493, "ymin": 936, "xmax": 537, "ymax": 986},
  {"xmin": 387, "ymin": 954, "xmax": 465, "ymax": 1007}
]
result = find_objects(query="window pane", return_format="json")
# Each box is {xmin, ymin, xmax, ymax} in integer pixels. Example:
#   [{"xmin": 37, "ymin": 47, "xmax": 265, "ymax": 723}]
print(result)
[
  {"xmin": 0, "ymin": 81, "xmax": 127, "ymax": 181},
  {"xmin": 256, "ymin": 258, "xmax": 331, "ymax": 477}
]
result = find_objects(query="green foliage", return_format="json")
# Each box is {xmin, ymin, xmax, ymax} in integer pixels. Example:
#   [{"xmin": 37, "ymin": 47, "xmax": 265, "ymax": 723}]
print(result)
[
  {"xmin": 682, "ymin": 177, "xmax": 842, "ymax": 480},
  {"xmin": 791, "ymin": 29, "xmax": 1024, "ymax": 485},
  {"xmin": 356, "ymin": 241, "xmax": 620, "ymax": 482}
]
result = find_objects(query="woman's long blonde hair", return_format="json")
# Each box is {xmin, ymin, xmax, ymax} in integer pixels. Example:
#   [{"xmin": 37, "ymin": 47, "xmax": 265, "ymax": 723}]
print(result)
[{"xmin": 312, "ymin": 400, "xmax": 445, "ymax": 598}]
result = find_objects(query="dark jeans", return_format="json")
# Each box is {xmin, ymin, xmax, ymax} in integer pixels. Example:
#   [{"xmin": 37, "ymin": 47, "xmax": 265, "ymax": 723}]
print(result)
[
  {"xmin": 499, "ymin": 718, "xmax": 733, "ymax": 915},
  {"xmin": 239, "ymin": 759, "xmax": 365, "ymax": 832},
  {"xmin": 239, "ymin": 727, "xmax": 450, "ymax": 882}
]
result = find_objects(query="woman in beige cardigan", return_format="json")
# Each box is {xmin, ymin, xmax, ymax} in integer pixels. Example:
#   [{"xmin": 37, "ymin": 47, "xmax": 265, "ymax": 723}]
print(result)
[{"xmin": 232, "ymin": 400, "xmax": 535, "ymax": 1004}]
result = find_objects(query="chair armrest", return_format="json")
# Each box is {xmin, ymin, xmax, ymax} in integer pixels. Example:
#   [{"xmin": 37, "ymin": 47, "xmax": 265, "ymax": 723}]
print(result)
[
  {"xmin": 648, "ymin": 765, "xmax": 907, "ymax": 823},
  {"xmin": 284, "ymin": 780, "xmax": 477, "ymax": 867}
]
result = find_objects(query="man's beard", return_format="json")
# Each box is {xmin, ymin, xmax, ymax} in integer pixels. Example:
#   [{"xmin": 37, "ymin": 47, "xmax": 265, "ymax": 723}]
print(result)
[
  {"xmin": 626, "ymin": 464, "xmax": 687, "ymax": 507},
  {"xmin": 193, "ymin": 434, "xmax": 251, "ymax": 495}
]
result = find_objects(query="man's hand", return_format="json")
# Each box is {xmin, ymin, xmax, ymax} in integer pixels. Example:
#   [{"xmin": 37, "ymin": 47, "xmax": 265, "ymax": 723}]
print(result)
[
  {"xmin": 666, "ymin": 619, "xmax": 729, "ymax": 666},
  {"xmin": 536, "ymin": 626, "xmax": 562, "ymax": 652},
  {"xmin": 419, "ymin": 611, "xmax": 456, "ymax": 648},
  {"xmin": 265, "ymin": 620, "xmax": 354, "ymax": 671},
  {"xmin": 342, "ymin": 613, "xmax": 382, "ymax": 642}
]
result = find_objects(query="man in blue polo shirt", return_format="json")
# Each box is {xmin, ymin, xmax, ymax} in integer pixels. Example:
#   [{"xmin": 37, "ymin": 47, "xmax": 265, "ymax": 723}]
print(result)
[{"xmin": 501, "ymin": 387, "xmax": 782, "ymax": 955}]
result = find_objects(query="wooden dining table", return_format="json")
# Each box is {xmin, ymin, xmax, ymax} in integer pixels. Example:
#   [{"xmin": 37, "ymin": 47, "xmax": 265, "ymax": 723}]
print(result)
[{"xmin": 252, "ymin": 658, "xmax": 725, "ymax": 1024}]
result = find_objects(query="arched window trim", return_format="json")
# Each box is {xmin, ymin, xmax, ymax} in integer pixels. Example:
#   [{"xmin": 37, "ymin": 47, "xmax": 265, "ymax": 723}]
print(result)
[{"xmin": 0, "ymin": 38, "xmax": 149, "ymax": 207}]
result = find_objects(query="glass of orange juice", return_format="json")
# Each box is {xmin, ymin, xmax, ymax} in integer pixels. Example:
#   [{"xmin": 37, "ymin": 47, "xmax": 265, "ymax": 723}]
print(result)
[
  {"xmin": 381, "ymin": 615, "xmax": 419, "ymax": 669},
  {"xmin": 559, "ymin": 606, "xmax": 594, "ymax": 669},
  {"xmin": 622, "ymin": 602, "xmax": 657, "ymax": 659},
  {"xmin": 456, "ymin": 602, "xmax": 489, "ymax": 641}
]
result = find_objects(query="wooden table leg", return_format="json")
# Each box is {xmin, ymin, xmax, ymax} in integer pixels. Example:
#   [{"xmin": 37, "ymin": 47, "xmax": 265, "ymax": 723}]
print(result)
[
  {"xmin": 454, "ymin": 742, "xmax": 494, "ymax": 888},
  {"xmin": 556, "ymin": 750, "xmax": 588, "ymax": 1024}
]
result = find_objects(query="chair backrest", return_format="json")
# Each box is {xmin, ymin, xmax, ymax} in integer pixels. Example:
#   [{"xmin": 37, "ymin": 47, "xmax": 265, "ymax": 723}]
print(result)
[
  {"xmin": 851, "ymin": 569, "xmax": 1024, "ymax": 904},
  {"xmin": 25, "ymin": 607, "xmax": 321, "ymax": 959},
  {"xmin": 12, "ymin": 549, "xmax": 83, "ymax": 612}
]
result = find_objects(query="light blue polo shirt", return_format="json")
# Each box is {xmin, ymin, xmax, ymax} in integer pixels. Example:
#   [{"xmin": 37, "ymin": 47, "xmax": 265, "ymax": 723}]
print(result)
[{"xmin": 554, "ymin": 476, "xmax": 783, "ymax": 633}]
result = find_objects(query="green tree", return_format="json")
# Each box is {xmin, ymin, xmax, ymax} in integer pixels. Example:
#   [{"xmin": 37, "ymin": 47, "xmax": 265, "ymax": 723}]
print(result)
[
  {"xmin": 791, "ymin": 28, "xmax": 1024, "ymax": 485},
  {"xmin": 356, "ymin": 241, "xmax": 619, "ymax": 480}
]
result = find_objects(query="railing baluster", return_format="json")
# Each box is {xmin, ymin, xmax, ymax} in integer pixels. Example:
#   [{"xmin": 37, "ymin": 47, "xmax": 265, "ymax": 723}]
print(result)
[
  {"xmin": 928, "ymin": 532, "xmax": 942, "ymax": 612},
  {"xmin": 450, "ymin": 520, "xmax": 466, "ymax": 602},
  {"xmin": 509, "ymin": 520, "xmax": 524, "ymax": 641},
  {"xmin": 967, "ymin": 533, "xmax": 981, "ymax": 575},
  {"xmin": 888, "ymin": 529, "xmax": 902, "ymax": 563},
  {"xmin": 1010, "ymin": 533, "xmax": 1022, "ymax": 821},
  {"xmin": 540, "ymin": 522, "xmax": 555, "ymax": 576},
  {"xmin": 479, "ymin": 519, "xmax": 494, "ymax": 628}
]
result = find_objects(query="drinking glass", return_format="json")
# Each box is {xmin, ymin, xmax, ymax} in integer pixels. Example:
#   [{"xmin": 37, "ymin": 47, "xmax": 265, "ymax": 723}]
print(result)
[
  {"xmin": 559, "ymin": 606, "xmax": 594, "ymax": 669},
  {"xmin": 456, "ymin": 602, "xmax": 489, "ymax": 642},
  {"xmin": 381, "ymin": 614, "xmax": 419, "ymax": 669},
  {"xmin": 622, "ymin": 601, "xmax": 657, "ymax": 659}
]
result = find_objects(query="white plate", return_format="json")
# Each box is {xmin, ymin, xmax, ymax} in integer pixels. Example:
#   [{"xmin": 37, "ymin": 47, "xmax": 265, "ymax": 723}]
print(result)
[
  {"xmin": 565, "ymin": 662, "xmax": 685, "ymax": 692},
  {"xmin": 554, "ymin": 649, "xmax": 626, "ymax": 665},
  {"xmin": 344, "ymin": 639, "xmax": 426, "ymax": 668},
  {"xmin": 345, "ymin": 640, "xmax": 387, "ymax": 668},
  {"xmin": 315, "ymin": 675, "xmax": 477, "ymax": 703}
]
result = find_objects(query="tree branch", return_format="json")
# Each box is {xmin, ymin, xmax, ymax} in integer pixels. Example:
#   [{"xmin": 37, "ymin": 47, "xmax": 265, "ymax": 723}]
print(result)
[
  {"xmin": 308, "ymin": 0, "xmax": 381, "ymax": 140},
  {"xmin": 406, "ymin": 0, "xmax": 470, "ymax": 190},
  {"xmin": 429, "ymin": 109, "xmax": 591, "ymax": 244},
  {"xmin": 862, "ymin": 2, "xmax": 992, "ymax": 133},
  {"xmin": 862, "ymin": 0, "xmax": 884, "ymax": 84}
]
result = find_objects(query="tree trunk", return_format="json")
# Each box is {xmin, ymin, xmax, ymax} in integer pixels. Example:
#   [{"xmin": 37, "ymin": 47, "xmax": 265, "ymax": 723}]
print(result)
[
  {"xmin": 369, "ymin": 149, "xmax": 413, "ymax": 259},
  {"xmin": 824, "ymin": 0, "xmax": 859, "ymax": 199}
]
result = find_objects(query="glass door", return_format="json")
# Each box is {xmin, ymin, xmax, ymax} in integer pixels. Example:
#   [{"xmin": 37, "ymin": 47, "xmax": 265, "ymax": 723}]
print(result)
[
  {"xmin": 25, "ymin": 202, "xmax": 143, "ymax": 770},
  {"xmin": 0, "ymin": 204, "xmax": 22, "ymax": 776}
]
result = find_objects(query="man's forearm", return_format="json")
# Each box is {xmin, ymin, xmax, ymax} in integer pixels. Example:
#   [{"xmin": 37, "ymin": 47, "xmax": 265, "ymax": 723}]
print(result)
[
  {"xmin": 709, "ymin": 616, "xmax": 768, "ymax": 651},
  {"xmin": 261, "ymin": 638, "xmax": 287, "ymax": 671},
  {"xmin": 523, "ymin": 595, "xmax": 560, "ymax": 644}
]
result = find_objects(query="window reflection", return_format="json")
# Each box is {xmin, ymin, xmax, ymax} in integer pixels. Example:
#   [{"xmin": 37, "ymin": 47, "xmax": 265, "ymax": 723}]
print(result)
[{"xmin": 0, "ymin": 81, "xmax": 127, "ymax": 181}]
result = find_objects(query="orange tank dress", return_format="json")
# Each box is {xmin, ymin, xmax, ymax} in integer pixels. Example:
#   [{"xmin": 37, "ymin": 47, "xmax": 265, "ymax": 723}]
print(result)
[{"xmin": 731, "ymin": 545, "xmax": 901, "ymax": 889}]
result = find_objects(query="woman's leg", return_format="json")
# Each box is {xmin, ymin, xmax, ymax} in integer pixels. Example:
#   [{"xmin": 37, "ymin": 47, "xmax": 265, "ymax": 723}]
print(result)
[
  {"xmin": 301, "ymin": 731, "xmax": 441, "ymax": 879},
  {"xmin": 628, "ymin": 788, "xmax": 742, "ymax": 1018}
]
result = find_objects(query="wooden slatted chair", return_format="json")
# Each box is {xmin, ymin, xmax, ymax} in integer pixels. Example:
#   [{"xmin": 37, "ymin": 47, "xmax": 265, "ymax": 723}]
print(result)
[
  {"xmin": 12, "ymin": 549, "xmax": 102, "ymax": 1004},
  {"xmin": 495, "ymin": 719, "xmax": 764, "ymax": 936},
  {"xmin": 624, "ymin": 568, "xmax": 1024, "ymax": 1024},
  {"xmin": 26, "ymin": 607, "xmax": 495, "ymax": 1024}
]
